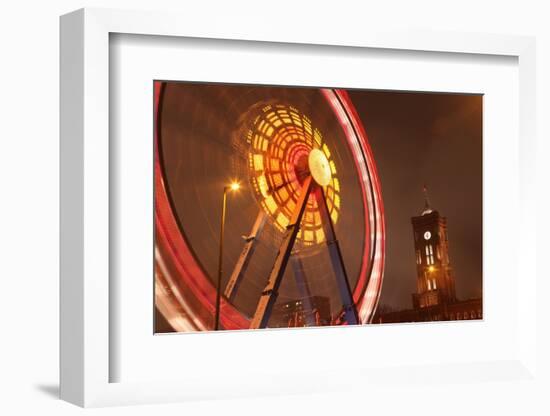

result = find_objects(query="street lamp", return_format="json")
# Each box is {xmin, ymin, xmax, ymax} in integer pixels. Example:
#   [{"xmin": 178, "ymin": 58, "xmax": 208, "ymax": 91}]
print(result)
[{"xmin": 214, "ymin": 181, "xmax": 240, "ymax": 330}]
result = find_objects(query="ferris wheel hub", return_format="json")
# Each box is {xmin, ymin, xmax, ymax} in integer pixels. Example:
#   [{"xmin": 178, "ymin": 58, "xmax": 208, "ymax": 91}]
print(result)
[{"xmin": 308, "ymin": 148, "xmax": 332, "ymax": 186}]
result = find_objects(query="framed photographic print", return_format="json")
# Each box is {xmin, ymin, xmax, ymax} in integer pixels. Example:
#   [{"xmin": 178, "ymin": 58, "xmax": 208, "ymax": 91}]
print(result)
[{"xmin": 60, "ymin": 7, "xmax": 538, "ymax": 408}]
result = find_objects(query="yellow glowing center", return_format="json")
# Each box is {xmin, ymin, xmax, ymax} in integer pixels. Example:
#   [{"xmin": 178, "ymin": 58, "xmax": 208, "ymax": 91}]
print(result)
[
  {"xmin": 308, "ymin": 148, "xmax": 332, "ymax": 186},
  {"xmin": 246, "ymin": 104, "xmax": 341, "ymax": 245}
]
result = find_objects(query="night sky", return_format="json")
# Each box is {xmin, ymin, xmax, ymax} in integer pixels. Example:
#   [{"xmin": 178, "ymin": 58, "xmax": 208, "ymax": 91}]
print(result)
[
  {"xmin": 158, "ymin": 83, "xmax": 483, "ymax": 320},
  {"xmin": 348, "ymin": 90, "xmax": 483, "ymax": 310}
]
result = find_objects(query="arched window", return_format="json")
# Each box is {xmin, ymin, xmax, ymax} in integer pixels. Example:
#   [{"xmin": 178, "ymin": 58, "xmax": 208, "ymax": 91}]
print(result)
[{"xmin": 424, "ymin": 245, "xmax": 435, "ymax": 265}]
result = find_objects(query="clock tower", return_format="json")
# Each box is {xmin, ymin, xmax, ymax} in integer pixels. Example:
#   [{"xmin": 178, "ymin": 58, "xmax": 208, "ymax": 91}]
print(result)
[{"xmin": 411, "ymin": 187, "xmax": 456, "ymax": 309}]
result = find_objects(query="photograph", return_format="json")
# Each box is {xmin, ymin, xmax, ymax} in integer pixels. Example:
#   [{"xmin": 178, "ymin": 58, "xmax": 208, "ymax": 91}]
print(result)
[{"xmin": 154, "ymin": 81, "xmax": 483, "ymax": 333}]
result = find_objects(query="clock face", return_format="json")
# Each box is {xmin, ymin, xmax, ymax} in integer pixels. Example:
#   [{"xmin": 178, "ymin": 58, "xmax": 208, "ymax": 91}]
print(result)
[{"xmin": 424, "ymin": 231, "xmax": 431, "ymax": 240}]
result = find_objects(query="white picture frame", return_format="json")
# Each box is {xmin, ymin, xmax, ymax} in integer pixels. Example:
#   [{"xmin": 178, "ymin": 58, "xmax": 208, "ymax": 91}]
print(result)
[{"xmin": 60, "ymin": 7, "xmax": 538, "ymax": 408}]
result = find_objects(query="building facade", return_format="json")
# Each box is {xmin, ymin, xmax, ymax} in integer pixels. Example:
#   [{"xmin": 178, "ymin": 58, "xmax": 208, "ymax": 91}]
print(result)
[
  {"xmin": 374, "ymin": 188, "xmax": 482, "ymax": 324},
  {"xmin": 270, "ymin": 296, "xmax": 332, "ymax": 328}
]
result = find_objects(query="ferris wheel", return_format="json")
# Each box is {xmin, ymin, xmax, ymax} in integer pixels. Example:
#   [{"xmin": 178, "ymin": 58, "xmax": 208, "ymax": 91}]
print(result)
[{"xmin": 155, "ymin": 82, "xmax": 385, "ymax": 331}]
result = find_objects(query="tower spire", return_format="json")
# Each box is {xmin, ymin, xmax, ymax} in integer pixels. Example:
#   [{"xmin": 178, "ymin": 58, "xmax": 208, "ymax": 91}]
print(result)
[{"xmin": 422, "ymin": 184, "xmax": 433, "ymax": 215}]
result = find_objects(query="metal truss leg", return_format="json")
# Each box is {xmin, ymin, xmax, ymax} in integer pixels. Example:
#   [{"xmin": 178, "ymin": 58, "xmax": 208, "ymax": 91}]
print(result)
[
  {"xmin": 250, "ymin": 176, "xmax": 314, "ymax": 329},
  {"xmin": 224, "ymin": 211, "xmax": 267, "ymax": 302},
  {"xmin": 315, "ymin": 187, "xmax": 359, "ymax": 325},
  {"xmin": 290, "ymin": 253, "xmax": 316, "ymax": 326}
]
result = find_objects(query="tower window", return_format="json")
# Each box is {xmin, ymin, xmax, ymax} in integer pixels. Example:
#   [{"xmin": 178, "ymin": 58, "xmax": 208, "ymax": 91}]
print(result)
[{"xmin": 426, "ymin": 244, "xmax": 435, "ymax": 265}]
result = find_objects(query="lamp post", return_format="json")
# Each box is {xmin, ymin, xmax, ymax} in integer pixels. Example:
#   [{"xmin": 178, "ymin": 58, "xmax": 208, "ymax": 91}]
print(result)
[{"xmin": 214, "ymin": 181, "xmax": 240, "ymax": 330}]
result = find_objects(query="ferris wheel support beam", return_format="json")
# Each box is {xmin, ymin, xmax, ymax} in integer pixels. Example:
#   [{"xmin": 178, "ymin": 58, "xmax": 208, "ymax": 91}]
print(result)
[
  {"xmin": 224, "ymin": 211, "xmax": 267, "ymax": 302},
  {"xmin": 315, "ymin": 188, "xmax": 359, "ymax": 325},
  {"xmin": 250, "ymin": 176, "xmax": 314, "ymax": 329}
]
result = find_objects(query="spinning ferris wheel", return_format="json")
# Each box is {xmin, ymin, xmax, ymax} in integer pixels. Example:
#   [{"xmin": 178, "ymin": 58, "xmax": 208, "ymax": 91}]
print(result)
[{"xmin": 155, "ymin": 82, "xmax": 385, "ymax": 331}]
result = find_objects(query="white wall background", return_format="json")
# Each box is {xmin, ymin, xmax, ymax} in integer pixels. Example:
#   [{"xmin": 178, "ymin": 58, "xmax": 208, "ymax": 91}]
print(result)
[{"xmin": 0, "ymin": 1, "xmax": 548, "ymax": 415}]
